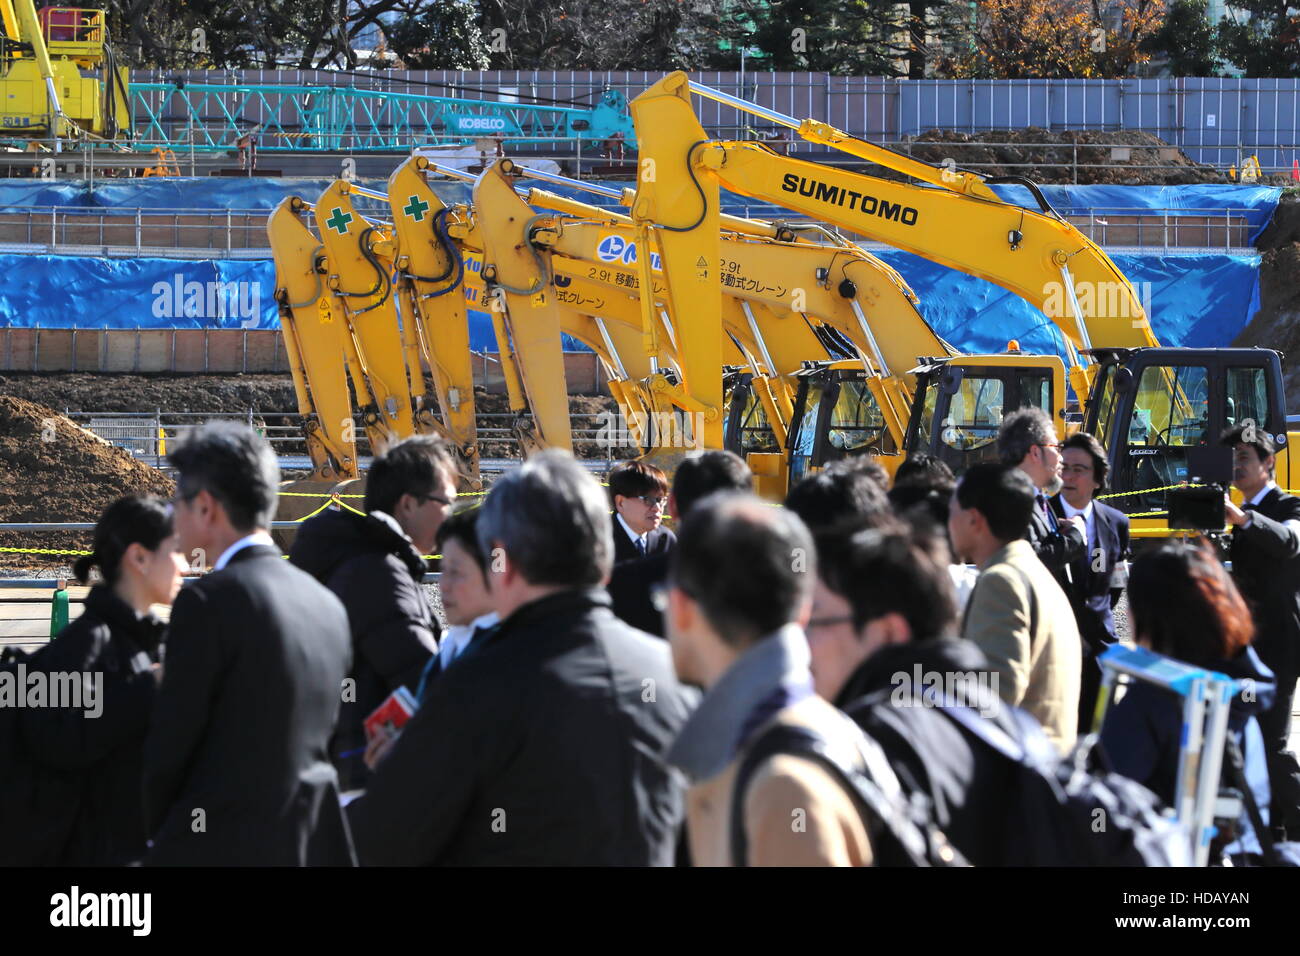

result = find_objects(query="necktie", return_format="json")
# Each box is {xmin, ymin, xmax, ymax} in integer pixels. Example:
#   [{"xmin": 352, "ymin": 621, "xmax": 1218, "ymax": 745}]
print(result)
[
  {"xmin": 636, "ymin": 537, "xmax": 646, "ymax": 557},
  {"xmin": 1038, "ymin": 494, "xmax": 1058, "ymax": 532}
]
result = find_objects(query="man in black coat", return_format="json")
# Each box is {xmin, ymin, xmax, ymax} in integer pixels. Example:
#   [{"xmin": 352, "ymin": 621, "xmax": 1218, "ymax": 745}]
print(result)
[
  {"xmin": 144, "ymin": 422, "xmax": 355, "ymax": 866},
  {"xmin": 607, "ymin": 451, "xmax": 753, "ymax": 636},
  {"xmin": 347, "ymin": 451, "xmax": 695, "ymax": 865},
  {"xmin": 807, "ymin": 521, "xmax": 1021, "ymax": 866},
  {"xmin": 1223, "ymin": 423, "xmax": 1300, "ymax": 840},
  {"xmin": 291, "ymin": 436, "xmax": 455, "ymax": 789},
  {"xmin": 997, "ymin": 407, "xmax": 1087, "ymax": 590},
  {"xmin": 608, "ymin": 460, "xmax": 676, "ymax": 564},
  {"xmin": 1051, "ymin": 432, "xmax": 1130, "ymax": 733}
]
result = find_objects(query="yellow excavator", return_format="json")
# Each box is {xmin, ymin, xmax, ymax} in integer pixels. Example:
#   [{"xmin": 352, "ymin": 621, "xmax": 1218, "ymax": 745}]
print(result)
[
  {"xmin": 629, "ymin": 73, "xmax": 1297, "ymax": 534},
  {"xmin": 0, "ymin": 0, "xmax": 129, "ymax": 145},
  {"xmin": 270, "ymin": 154, "xmax": 956, "ymax": 498},
  {"xmin": 268, "ymin": 162, "xmax": 687, "ymax": 495},
  {"xmin": 426, "ymin": 156, "xmax": 972, "ymax": 496}
]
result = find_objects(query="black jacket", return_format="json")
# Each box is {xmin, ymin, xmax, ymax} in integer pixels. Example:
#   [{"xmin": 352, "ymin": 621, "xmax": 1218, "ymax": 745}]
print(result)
[
  {"xmin": 290, "ymin": 507, "xmax": 438, "ymax": 789},
  {"xmin": 347, "ymin": 588, "xmax": 696, "ymax": 865},
  {"xmin": 1026, "ymin": 491, "xmax": 1087, "ymax": 592},
  {"xmin": 143, "ymin": 544, "xmax": 356, "ymax": 866},
  {"xmin": 606, "ymin": 551, "xmax": 670, "ymax": 637},
  {"xmin": 1049, "ymin": 495, "xmax": 1130, "ymax": 648},
  {"xmin": 612, "ymin": 520, "xmax": 676, "ymax": 565},
  {"xmin": 19, "ymin": 586, "xmax": 164, "ymax": 866},
  {"xmin": 835, "ymin": 638, "xmax": 1022, "ymax": 867},
  {"xmin": 1229, "ymin": 485, "xmax": 1300, "ymax": 676}
]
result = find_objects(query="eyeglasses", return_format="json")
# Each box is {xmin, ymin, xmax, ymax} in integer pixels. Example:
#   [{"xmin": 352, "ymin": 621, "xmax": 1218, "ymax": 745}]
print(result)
[
  {"xmin": 632, "ymin": 494, "xmax": 668, "ymax": 509},
  {"xmin": 418, "ymin": 493, "xmax": 453, "ymax": 508},
  {"xmin": 806, "ymin": 615, "xmax": 854, "ymax": 630},
  {"xmin": 1034, "ymin": 442, "xmax": 1061, "ymax": 451}
]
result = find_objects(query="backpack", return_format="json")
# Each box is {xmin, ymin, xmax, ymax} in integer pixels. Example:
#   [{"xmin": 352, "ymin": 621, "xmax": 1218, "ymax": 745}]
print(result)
[
  {"xmin": 729, "ymin": 716, "xmax": 968, "ymax": 867},
  {"xmin": 935, "ymin": 700, "xmax": 1192, "ymax": 866},
  {"xmin": 0, "ymin": 644, "xmax": 82, "ymax": 866}
]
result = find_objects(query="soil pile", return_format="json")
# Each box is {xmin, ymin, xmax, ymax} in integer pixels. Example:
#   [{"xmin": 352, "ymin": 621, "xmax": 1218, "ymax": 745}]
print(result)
[
  {"xmin": 0, "ymin": 396, "xmax": 174, "ymax": 573},
  {"xmin": 1234, "ymin": 194, "xmax": 1300, "ymax": 411},
  {"xmin": 878, "ymin": 128, "xmax": 1229, "ymax": 185},
  {"xmin": 0, "ymin": 373, "xmax": 298, "ymax": 414}
]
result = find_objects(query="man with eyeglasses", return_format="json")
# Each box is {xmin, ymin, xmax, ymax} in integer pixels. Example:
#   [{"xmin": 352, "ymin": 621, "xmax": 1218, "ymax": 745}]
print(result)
[
  {"xmin": 996, "ymin": 406, "xmax": 1087, "ymax": 594},
  {"xmin": 291, "ymin": 435, "xmax": 457, "ymax": 790},
  {"xmin": 1050, "ymin": 431, "xmax": 1130, "ymax": 735},
  {"xmin": 608, "ymin": 460, "xmax": 676, "ymax": 564}
]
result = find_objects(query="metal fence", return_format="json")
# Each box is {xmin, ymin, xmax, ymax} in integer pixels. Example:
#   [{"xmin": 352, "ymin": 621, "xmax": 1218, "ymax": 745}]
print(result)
[
  {"xmin": 65, "ymin": 408, "xmax": 629, "ymax": 468},
  {"xmin": 0, "ymin": 201, "xmax": 1255, "ymax": 255},
  {"xmin": 131, "ymin": 70, "xmax": 1300, "ymax": 173}
]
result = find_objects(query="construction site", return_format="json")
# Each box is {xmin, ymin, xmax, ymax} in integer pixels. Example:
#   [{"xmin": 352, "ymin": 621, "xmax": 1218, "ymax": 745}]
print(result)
[
  {"xmin": 0, "ymin": 0, "xmax": 1295, "ymax": 570},
  {"xmin": 0, "ymin": 1, "xmax": 1295, "ymax": 561}
]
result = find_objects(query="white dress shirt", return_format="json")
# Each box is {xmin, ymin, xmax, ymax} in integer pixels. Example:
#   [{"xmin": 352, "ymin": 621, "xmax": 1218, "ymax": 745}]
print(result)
[
  {"xmin": 615, "ymin": 513, "xmax": 648, "ymax": 555},
  {"xmin": 212, "ymin": 530, "xmax": 277, "ymax": 571},
  {"xmin": 437, "ymin": 611, "xmax": 498, "ymax": 671},
  {"xmin": 1242, "ymin": 481, "xmax": 1300, "ymax": 536},
  {"xmin": 1058, "ymin": 497, "xmax": 1096, "ymax": 552}
]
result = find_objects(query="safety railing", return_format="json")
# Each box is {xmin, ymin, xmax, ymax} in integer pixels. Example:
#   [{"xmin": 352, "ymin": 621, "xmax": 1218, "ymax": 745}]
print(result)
[
  {"xmin": 62, "ymin": 409, "xmax": 631, "ymax": 469},
  {"xmin": 0, "ymin": 206, "xmax": 271, "ymax": 256},
  {"xmin": 0, "ymin": 201, "xmax": 1258, "ymax": 255}
]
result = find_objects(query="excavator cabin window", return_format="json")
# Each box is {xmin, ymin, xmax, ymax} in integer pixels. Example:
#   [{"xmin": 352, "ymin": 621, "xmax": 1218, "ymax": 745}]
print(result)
[
  {"xmin": 912, "ymin": 366, "xmax": 1052, "ymax": 475},
  {"xmin": 788, "ymin": 374, "xmax": 891, "ymax": 482},
  {"xmin": 732, "ymin": 386, "xmax": 780, "ymax": 456},
  {"xmin": 1112, "ymin": 364, "xmax": 1210, "ymax": 517}
]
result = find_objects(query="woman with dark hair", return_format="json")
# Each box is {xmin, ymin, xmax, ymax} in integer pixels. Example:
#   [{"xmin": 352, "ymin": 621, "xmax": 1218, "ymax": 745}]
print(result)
[
  {"xmin": 1100, "ymin": 538, "xmax": 1275, "ymax": 863},
  {"xmin": 20, "ymin": 495, "xmax": 186, "ymax": 865}
]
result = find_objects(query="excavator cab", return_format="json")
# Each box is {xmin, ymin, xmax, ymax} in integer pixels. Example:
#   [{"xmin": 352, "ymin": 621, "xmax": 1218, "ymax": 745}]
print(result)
[
  {"xmin": 785, "ymin": 361, "xmax": 895, "ymax": 484},
  {"xmin": 1084, "ymin": 347, "xmax": 1291, "ymax": 536},
  {"xmin": 723, "ymin": 370, "xmax": 781, "ymax": 456},
  {"xmin": 903, "ymin": 353, "xmax": 1066, "ymax": 476}
]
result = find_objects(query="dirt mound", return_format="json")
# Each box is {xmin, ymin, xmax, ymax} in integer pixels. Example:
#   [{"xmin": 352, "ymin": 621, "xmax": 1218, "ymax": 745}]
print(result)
[
  {"xmin": 880, "ymin": 128, "xmax": 1224, "ymax": 185},
  {"xmin": 0, "ymin": 396, "xmax": 174, "ymax": 573},
  {"xmin": 0, "ymin": 373, "xmax": 298, "ymax": 415}
]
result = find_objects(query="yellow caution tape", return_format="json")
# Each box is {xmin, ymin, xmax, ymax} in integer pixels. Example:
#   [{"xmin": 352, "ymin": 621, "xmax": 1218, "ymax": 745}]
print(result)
[
  {"xmin": 0, "ymin": 546, "xmax": 93, "ymax": 556},
  {"xmin": 1096, "ymin": 482, "xmax": 1207, "ymax": 501}
]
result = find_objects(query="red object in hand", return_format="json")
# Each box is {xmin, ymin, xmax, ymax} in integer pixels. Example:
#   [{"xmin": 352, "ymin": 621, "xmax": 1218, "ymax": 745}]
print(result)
[{"xmin": 363, "ymin": 687, "xmax": 418, "ymax": 741}]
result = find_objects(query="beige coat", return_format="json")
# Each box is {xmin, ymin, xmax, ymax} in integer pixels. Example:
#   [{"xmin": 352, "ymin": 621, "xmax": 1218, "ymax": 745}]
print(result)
[
  {"xmin": 961, "ymin": 539, "xmax": 1082, "ymax": 753},
  {"xmin": 684, "ymin": 695, "xmax": 873, "ymax": 867}
]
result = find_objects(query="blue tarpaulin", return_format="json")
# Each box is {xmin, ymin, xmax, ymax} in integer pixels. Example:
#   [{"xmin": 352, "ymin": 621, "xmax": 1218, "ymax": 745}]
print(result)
[
  {"xmin": 0, "ymin": 179, "xmax": 1282, "ymax": 242},
  {"xmin": 872, "ymin": 250, "xmax": 1261, "ymax": 362},
  {"xmin": 0, "ymin": 252, "xmax": 1262, "ymax": 365},
  {"xmin": 986, "ymin": 184, "xmax": 1283, "ymax": 244}
]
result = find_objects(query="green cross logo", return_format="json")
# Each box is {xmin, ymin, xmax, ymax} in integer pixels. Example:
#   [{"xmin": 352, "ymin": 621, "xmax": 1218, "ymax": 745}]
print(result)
[
  {"xmin": 325, "ymin": 207, "xmax": 353, "ymax": 234},
  {"xmin": 403, "ymin": 195, "xmax": 429, "ymax": 222}
]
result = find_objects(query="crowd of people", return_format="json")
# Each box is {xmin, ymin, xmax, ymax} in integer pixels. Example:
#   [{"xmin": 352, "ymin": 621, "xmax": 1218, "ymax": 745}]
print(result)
[{"xmin": 4, "ymin": 408, "xmax": 1299, "ymax": 867}]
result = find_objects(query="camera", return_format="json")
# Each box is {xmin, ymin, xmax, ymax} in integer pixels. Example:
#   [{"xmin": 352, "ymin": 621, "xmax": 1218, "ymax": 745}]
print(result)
[{"xmin": 1166, "ymin": 446, "xmax": 1233, "ymax": 532}]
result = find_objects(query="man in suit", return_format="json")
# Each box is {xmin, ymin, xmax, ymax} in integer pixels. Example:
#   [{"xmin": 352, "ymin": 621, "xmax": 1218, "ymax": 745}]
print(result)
[
  {"xmin": 290, "ymin": 435, "xmax": 455, "ymax": 790},
  {"xmin": 608, "ymin": 460, "xmax": 675, "ymax": 564},
  {"xmin": 144, "ymin": 422, "xmax": 355, "ymax": 866},
  {"xmin": 347, "ymin": 451, "xmax": 696, "ymax": 865},
  {"xmin": 950, "ymin": 463, "xmax": 1082, "ymax": 753},
  {"xmin": 997, "ymin": 407, "xmax": 1087, "ymax": 592},
  {"xmin": 1223, "ymin": 423, "xmax": 1300, "ymax": 840},
  {"xmin": 607, "ymin": 450, "xmax": 753, "ymax": 636},
  {"xmin": 1051, "ymin": 432, "xmax": 1130, "ymax": 734}
]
